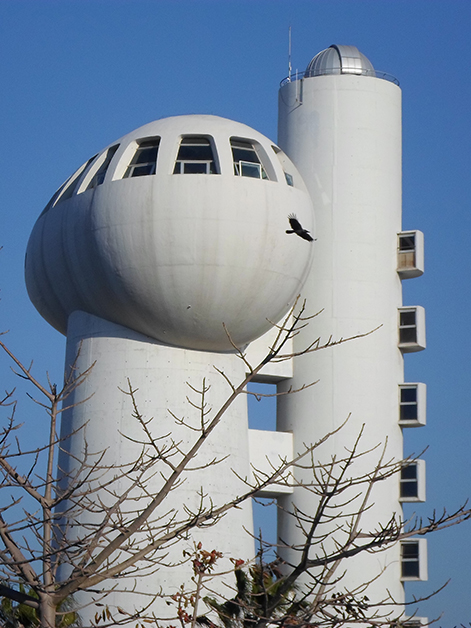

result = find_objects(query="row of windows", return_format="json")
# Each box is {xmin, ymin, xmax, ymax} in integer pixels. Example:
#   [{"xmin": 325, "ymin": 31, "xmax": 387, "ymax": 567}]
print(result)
[
  {"xmin": 43, "ymin": 136, "xmax": 295, "ymax": 213},
  {"xmin": 398, "ymin": 230, "xmax": 427, "ymax": 575}
]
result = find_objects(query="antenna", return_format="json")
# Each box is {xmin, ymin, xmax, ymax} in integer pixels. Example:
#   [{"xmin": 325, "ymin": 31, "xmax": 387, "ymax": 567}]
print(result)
[{"xmin": 288, "ymin": 26, "xmax": 292, "ymax": 81}]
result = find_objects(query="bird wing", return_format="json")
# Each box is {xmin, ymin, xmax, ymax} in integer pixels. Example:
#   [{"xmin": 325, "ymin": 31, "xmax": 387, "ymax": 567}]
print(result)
[{"xmin": 288, "ymin": 216, "xmax": 303, "ymax": 231}]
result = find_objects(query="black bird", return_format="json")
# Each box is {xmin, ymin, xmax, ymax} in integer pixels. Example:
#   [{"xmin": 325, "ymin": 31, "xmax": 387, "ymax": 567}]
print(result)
[{"xmin": 286, "ymin": 213, "xmax": 314, "ymax": 242}]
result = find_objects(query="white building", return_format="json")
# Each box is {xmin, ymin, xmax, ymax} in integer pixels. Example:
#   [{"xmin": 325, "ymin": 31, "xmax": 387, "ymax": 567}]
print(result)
[{"xmin": 25, "ymin": 45, "xmax": 426, "ymax": 622}]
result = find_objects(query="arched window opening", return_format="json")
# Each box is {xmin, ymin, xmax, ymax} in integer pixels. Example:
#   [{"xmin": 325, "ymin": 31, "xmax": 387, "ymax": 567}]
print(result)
[{"xmin": 173, "ymin": 136, "xmax": 218, "ymax": 174}]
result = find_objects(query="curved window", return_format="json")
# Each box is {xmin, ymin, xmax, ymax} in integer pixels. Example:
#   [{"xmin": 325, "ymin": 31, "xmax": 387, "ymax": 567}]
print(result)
[
  {"xmin": 123, "ymin": 138, "xmax": 160, "ymax": 178},
  {"xmin": 40, "ymin": 155, "xmax": 97, "ymax": 216},
  {"xmin": 173, "ymin": 136, "xmax": 218, "ymax": 174},
  {"xmin": 58, "ymin": 155, "xmax": 97, "ymax": 202},
  {"xmin": 231, "ymin": 139, "xmax": 268, "ymax": 179},
  {"xmin": 86, "ymin": 145, "xmax": 119, "ymax": 189}
]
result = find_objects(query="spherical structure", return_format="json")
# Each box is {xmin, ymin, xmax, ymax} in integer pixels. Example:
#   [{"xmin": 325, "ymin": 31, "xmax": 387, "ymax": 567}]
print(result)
[
  {"xmin": 304, "ymin": 45, "xmax": 375, "ymax": 78},
  {"xmin": 26, "ymin": 115, "xmax": 315, "ymax": 352}
]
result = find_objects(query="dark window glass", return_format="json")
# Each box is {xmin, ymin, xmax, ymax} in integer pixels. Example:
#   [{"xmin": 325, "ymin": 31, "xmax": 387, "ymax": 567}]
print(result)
[
  {"xmin": 285, "ymin": 172, "xmax": 294, "ymax": 186},
  {"xmin": 400, "ymin": 404, "xmax": 418, "ymax": 421},
  {"xmin": 400, "ymin": 311, "xmax": 416, "ymax": 326},
  {"xmin": 401, "ymin": 465, "xmax": 417, "ymax": 480},
  {"xmin": 173, "ymin": 137, "xmax": 217, "ymax": 174},
  {"xmin": 401, "ymin": 388, "xmax": 417, "ymax": 403},
  {"xmin": 124, "ymin": 139, "xmax": 160, "ymax": 178},
  {"xmin": 401, "ymin": 482, "xmax": 418, "ymax": 498},
  {"xmin": 400, "ymin": 464, "xmax": 419, "ymax": 498},
  {"xmin": 399, "ymin": 235, "xmax": 415, "ymax": 251},
  {"xmin": 87, "ymin": 145, "xmax": 119, "ymax": 189},
  {"xmin": 240, "ymin": 162, "xmax": 262, "ymax": 178},
  {"xmin": 400, "ymin": 327, "xmax": 417, "ymax": 344},
  {"xmin": 232, "ymin": 144, "xmax": 260, "ymax": 164},
  {"xmin": 401, "ymin": 542, "xmax": 420, "ymax": 578}
]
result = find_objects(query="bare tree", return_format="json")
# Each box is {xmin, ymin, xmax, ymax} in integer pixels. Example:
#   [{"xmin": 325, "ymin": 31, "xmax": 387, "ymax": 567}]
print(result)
[{"xmin": 0, "ymin": 303, "xmax": 469, "ymax": 628}]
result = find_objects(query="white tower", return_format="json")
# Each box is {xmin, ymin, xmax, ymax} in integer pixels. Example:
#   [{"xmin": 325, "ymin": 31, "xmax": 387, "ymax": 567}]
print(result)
[
  {"xmin": 276, "ymin": 46, "xmax": 426, "ymax": 607},
  {"xmin": 25, "ymin": 115, "xmax": 315, "ymax": 619},
  {"xmin": 24, "ymin": 46, "xmax": 427, "ymax": 623}
]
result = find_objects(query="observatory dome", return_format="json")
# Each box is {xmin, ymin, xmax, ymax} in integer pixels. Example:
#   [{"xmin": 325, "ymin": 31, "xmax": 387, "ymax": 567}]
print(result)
[
  {"xmin": 305, "ymin": 45, "xmax": 375, "ymax": 78},
  {"xmin": 25, "ymin": 115, "xmax": 315, "ymax": 353}
]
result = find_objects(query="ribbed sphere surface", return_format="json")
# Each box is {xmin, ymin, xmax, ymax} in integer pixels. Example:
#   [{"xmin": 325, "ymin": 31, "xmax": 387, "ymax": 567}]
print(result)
[{"xmin": 25, "ymin": 115, "xmax": 315, "ymax": 352}]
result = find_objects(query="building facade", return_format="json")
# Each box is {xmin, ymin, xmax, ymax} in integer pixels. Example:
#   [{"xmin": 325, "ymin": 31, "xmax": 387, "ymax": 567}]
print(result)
[{"xmin": 25, "ymin": 45, "xmax": 426, "ymax": 623}]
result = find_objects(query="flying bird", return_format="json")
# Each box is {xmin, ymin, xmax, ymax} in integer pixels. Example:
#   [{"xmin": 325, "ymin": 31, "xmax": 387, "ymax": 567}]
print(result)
[{"xmin": 286, "ymin": 213, "xmax": 314, "ymax": 242}]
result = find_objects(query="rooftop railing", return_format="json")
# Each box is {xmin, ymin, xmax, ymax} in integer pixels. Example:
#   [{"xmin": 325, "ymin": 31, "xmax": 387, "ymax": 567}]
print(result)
[{"xmin": 280, "ymin": 69, "xmax": 399, "ymax": 87}]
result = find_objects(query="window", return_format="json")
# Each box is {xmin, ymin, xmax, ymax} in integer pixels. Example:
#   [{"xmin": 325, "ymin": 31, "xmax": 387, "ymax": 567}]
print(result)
[
  {"xmin": 399, "ymin": 310, "xmax": 417, "ymax": 344},
  {"xmin": 400, "ymin": 460, "xmax": 425, "ymax": 501},
  {"xmin": 400, "ymin": 386, "xmax": 418, "ymax": 421},
  {"xmin": 284, "ymin": 172, "xmax": 294, "ymax": 186},
  {"xmin": 400, "ymin": 463, "xmax": 418, "ymax": 499},
  {"xmin": 399, "ymin": 383, "xmax": 426, "ymax": 427},
  {"xmin": 399, "ymin": 234, "xmax": 415, "ymax": 252},
  {"xmin": 41, "ymin": 155, "xmax": 97, "ymax": 215},
  {"xmin": 402, "ymin": 542, "xmax": 419, "ymax": 578},
  {"xmin": 123, "ymin": 138, "xmax": 160, "ymax": 178},
  {"xmin": 86, "ymin": 145, "xmax": 119, "ymax": 189},
  {"xmin": 231, "ymin": 139, "xmax": 268, "ymax": 179},
  {"xmin": 403, "ymin": 618, "xmax": 429, "ymax": 628},
  {"xmin": 397, "ymin": 230, "xmax": 424, "ymax": 278},
  {"xmin": 173, "ymin": 136, "xmax": 217, "ymax": 174},
  {"xmin": 398, "ymin": 306, "xmax": 426, "ymax": 352},
  {"xmin": 400, "ymin": 539, "xmax": 427, "ymax": 580}
]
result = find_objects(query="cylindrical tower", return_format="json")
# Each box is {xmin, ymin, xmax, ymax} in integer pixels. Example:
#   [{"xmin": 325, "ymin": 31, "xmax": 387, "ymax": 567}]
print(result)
[{"xmin": 277, "ymin": 46, "xmax": 406, "ymax": 606}]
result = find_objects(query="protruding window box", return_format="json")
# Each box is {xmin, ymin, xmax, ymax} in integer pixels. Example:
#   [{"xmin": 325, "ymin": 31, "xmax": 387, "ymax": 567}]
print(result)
[
  {"xmin": 403, "ymin": 617, "xmax": 429, "ymax": 628},
  {"xmin": 397, "ymin": 231, "xmax": 424, "ymax": 279},
  {"xmin": 400, "ymin": 459, "xmax": 426, "ymax": 502},
  {"xmin": 400, "ymin": 539, "xmax": 428, "ymax": 581},
  {"xmin": 398, "ymin": 306, "xmax": 426, "ymax": 352},
  {"xmin": 399, "ymin": 383, "xmax": 426, "ymax": 427}
]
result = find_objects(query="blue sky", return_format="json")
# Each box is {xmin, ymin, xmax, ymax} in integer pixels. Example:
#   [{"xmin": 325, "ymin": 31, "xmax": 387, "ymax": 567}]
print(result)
[{"xmin": 1, "ymin": 0, "xmax": 471, "ymax": 624}]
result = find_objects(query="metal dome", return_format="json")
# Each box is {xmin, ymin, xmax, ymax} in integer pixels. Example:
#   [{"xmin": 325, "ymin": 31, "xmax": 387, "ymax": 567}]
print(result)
[{"xmin": 304, "ymin": 45, "xmax": 375, "ymax": 78}]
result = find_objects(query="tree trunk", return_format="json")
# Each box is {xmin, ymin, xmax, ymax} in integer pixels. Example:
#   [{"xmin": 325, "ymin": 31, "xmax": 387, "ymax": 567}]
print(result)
[{"xmin": 39, "ymin": 595, "xmax": 56, "ymax": 628}]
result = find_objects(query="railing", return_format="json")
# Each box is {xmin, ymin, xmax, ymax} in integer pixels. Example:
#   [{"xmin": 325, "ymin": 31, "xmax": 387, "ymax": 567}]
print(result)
[{"xmin": 280, "ymin": 69, "xmax": 399, "ymax": 87}]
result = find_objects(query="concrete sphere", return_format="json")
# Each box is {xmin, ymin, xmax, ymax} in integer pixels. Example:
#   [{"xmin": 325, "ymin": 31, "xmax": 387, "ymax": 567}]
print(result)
[{"xmin": 25, "ymin": 115, "xmax": 315, "ymax": 352}]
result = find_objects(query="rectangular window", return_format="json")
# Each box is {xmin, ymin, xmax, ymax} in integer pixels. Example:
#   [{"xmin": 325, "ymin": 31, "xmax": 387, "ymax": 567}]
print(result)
[
  {"xmin": 173, "ymin": 136, "xmax": 217, "ymax": 174},
  {"xmin": 397, "ymin": 231, "xmax": 424, "ymax": 278},
  {"xmin": 398, "ymin": 306, "xmax": 426, "ymax": 352},
  {"xmin": 400, "ymin": 386, "xmax": 418, "ymax": 421},
  {"xmin": 401, "ymin": 541, "xmax": 419, "ymax": 578},
  {"xmin": 231, "ymin": 138, "xmax": 268, "ymax": 179},
  {"xmin": 400, "ymin": 460, "xmax": 426, "ymax": 502},
  {"xmin": 399, "ymin": 383, "xmax": 426, "ymax": 427},
  {"xmin": 400, "ymin": 539, "xmax": 427, "ymax": 581},
  {"xmin": 123, "ymin": 139, "xmax": 160, "ymax": 178},
  {"xmin": 400, "ymin": 463, "xmax": 418, "ymax": 498},
  {"xmin": 399, "ymin": 310, "xmax": 417, "ymax": 344},
  {"xmin": 399, "ymin": 234, "xmax": 415, "ymax": 252}
]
